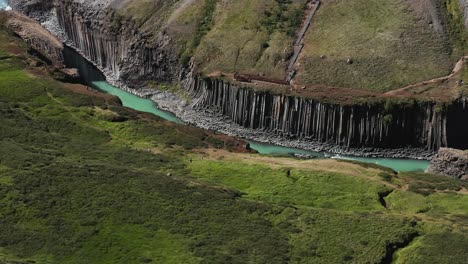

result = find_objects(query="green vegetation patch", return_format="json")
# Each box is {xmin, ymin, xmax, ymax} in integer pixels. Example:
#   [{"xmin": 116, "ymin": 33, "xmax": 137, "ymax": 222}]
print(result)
[
  {"xmin": 297, "ymin": 0, "xmax": 455, "ymax": 92},
  {"xmin": 402, "ymin": 172, "xmax": 468, "ymax": 196},
  {"xmin": 442, "ymin": 0, "xmax": 468, "ymax": 56},
  {"xmin": 281, "ymin": 208, "xmax": 416, "ymax": 264},
  {"xmin": 188, "ymin": 0, "xmax": 307, "ymax": 77},
  {"xmin": 394, "ymin": 232, "xmax": 468, "ymax": 264},
  {"xmin": 187, "ymin": 158, "xmax": 389, "ymax": 211},
  {"xmin": 0, "ymin": 76, "xmax": 289, "ymax": 264}
]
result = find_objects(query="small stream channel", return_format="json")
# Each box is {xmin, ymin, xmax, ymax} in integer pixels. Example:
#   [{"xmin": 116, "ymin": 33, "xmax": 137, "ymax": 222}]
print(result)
[{"xmin": 63, "ymin": 46, "xmax": 430, "ymax": 172}]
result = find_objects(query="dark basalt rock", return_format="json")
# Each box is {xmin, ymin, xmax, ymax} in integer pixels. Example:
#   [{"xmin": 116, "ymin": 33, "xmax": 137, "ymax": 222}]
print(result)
[
  {"xmin": 9, "ymin": 0, "xmax": 54, "ymax": 19},
  {"xmin": 183, "ymin": 76, "xmax": 468, "ymax": 151},
  {"xmin": 427, "ymin": 148, "xmax": 468, "ymax": 180}
]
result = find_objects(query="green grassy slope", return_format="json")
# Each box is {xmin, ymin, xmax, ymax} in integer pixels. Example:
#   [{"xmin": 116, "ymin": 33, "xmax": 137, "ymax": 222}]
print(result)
[
  {"xmin": 123, "ymin": 0, "xmax": 307, "ymax": 77},
  {"xmin": 118, "ymin": 0, "xmax": 466, "ymax": 92},
  {"xmin": 190, "ymin": 0, "xmax": 307, "ymax": 78},
  {"xmin": 0, "ymin": 29, "xmax": 467, "ymax": 263},
  {"xmin": 296, "ymin": 0, "xmax": 458, "ymax": 92}
]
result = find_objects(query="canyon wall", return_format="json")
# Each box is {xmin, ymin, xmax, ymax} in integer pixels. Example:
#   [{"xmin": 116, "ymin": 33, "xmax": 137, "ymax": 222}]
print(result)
[
  {"xmin": 184, "ymin": 76, "xmax": 468, "ymax": 150},
  {"xmin": 51, "ymin": 0, "xmax": 184, "ymax": 84},
  {"xmin": 10, "ymin": 0, "xmax": 468, "ymax": 153}
]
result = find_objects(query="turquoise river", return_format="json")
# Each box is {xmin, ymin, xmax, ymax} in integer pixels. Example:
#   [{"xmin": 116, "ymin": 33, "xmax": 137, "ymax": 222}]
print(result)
[{"xmin": 64, "ymin": 47, "xmax": 430, "ymax": 172}]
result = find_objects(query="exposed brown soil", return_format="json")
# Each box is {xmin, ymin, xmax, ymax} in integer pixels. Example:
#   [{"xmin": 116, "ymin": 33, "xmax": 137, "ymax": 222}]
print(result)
[{"xmin": 6, "ymin": 11, "xmax": 64, "ymax": 65}]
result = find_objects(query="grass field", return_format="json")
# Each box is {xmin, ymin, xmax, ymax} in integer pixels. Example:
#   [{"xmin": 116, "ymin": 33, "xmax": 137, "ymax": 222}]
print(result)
[
  {"xmin": 296, "ymin": 0, "xmax": 458, "ymax": 92},
  {"xmin": 187, "ymin": 157, "xmax": 390, "ymax": 211},
  {"xmin": 0, "ymin": 28, "xmax": 467, "ymax": 263}
]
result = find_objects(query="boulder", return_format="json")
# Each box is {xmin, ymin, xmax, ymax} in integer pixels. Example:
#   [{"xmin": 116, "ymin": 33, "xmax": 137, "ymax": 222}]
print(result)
[{"xmin": 426, "ymin": 148, "xmax": 468, "ymax": 180}]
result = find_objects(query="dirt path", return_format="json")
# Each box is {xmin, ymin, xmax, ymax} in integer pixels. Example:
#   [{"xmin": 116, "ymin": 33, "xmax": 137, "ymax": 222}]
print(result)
[
  {"xmin": 287, "ymin": 0, "xmax": 321, "ymax": 82},
  {"xmin": 384, "ymin": 56, "xmax": 468, "ymax": 96}
]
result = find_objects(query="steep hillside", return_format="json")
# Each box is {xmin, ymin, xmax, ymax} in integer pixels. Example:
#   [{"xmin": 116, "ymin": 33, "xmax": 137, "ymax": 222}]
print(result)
[
  {"xmin": 121, "ymin": 0, "xmax": 465, "ymax": 92},
  {"xmin": 297, "ymin": 0, "xmax": 455, "ymax": 92},
  {"xmin": 117, "ymin": 0, "xmax": 307, "ymax": 79}
]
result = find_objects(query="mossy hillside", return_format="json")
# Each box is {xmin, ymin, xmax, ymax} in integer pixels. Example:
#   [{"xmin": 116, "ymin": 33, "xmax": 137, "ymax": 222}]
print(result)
[
  {"xmin": 0, "ymin": 30, "xmax": 467, "ymax": 263},
  {"xmin": 117, "ymin": 0, "xmax": 181, "ymax": 29},
  {"xmin": 386, "ymin": 172, "xmax": 468, "ymax": 215},
  {"xmin": 283, "ymin": 208, "xmax": 416, "ymax": 263},
  {"xmin": 187, "ymin": 158, "xmax": 390, "ymax": 211},
  {"xmin": 442, "ymin": 0, "xmax": 468, "ymax": 56},
  {"xmin": 297, "ymin": 0, "xmax": 455, "ymax": 92},
  {"xmin": 394, "ymin": 232, "xmax": 468, "ymax": 264},
  {"xmin": 152, "ymin": 0, "xmax": 307, "ymax": 76},
  {"xmin": 193, "ymin": 0, "xmax": 306, "ymax": 78}
]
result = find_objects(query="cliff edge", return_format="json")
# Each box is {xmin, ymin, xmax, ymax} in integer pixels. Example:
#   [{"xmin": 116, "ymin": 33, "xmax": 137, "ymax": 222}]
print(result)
[
  {"xmin": 5, "ymin": 11, "xmax": 64, "ymax": 65},
  {"xmin": 427, "ymin": 148, "xmax": 468, "ymax": 180}
]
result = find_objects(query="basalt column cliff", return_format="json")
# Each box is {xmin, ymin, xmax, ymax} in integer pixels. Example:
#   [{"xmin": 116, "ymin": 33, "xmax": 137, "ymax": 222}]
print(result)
[
  {"xmin": 10, "ymin": 0, "xmax": 468, "ymax": 156},
  {"xmin": 184, "ymin": 77, "xmax": 468, "ymax": 151}
]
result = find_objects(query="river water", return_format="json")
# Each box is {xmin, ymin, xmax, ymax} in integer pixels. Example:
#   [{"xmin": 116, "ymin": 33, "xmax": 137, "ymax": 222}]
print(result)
[
  {"xmin": 62, "ymin": 46, "xmax": 429, "ymax": 172},
  {"xmin": 0, "ymin": 0, "xmax": 11, "ymax": 10}
]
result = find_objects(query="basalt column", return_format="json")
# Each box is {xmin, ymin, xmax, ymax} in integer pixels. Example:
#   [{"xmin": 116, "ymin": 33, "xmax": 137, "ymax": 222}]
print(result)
[
  {"xmin": 54, "ymin": 0, "xmax": 183, "ymax": 85},
  {"xmin": 185, "ymin": 76, "xmax": 457, "ymax": 151}
]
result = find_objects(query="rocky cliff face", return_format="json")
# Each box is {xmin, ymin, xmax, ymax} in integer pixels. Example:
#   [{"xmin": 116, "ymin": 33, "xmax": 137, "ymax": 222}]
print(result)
[
  {"xmin": 427, "ymin": 148, "xmax": 468, "ymax": 180},
  {"xmin": 52, "ymin": 0, "xmax": 184, "ymax": 85},
  {"xmin": 8, "ymin": 0, "xmax": 54, "ymax": 18},
  {"xmin": 10, "ymin": 0, "xmax": 468, "ymax": 155},
  {"xmin": 183, "ymin": 76, "xmax": 468, "ymax": 151},
  {"xmin": 6, "ymin": 11, "xmax": 64, "ymax": 65}
]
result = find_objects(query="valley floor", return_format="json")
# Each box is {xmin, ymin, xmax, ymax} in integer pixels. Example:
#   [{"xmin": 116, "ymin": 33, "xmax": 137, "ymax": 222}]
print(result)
[{"xmin": 0, "ymin": 29, "xmax": 467, "ymax": 263}]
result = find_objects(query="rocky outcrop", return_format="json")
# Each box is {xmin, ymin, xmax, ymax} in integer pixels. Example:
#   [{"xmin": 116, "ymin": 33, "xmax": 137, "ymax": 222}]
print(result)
[
  {"xmin": 427, "ymin": 148, "xmax": 468, "ymax": 180},
  {"xmin": 8, "ymin": 0, "xmax": 54, "ymax": 19},
  {"xmin": 6, "ymin": 11, "xmax": 63, "ymax": 65}
]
